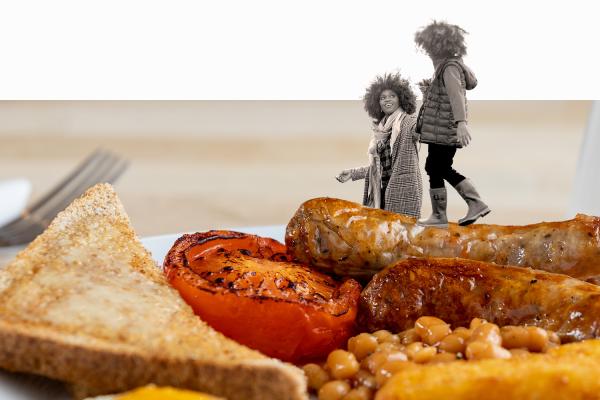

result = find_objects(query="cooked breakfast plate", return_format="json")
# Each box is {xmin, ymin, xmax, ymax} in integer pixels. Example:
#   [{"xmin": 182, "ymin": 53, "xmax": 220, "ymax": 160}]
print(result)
[
  {"xmin": 0, "ymin": 225, "xmax": 286, "ymax": 400},
  {"xmin": 3, "ymin": 185, "xmax": 600, "ymax": 400}
]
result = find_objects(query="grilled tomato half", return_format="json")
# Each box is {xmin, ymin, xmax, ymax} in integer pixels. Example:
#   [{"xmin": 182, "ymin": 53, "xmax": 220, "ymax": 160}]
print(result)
[{"xmin": 163, "ymin": 230, "xmax": 361, "ymax": 363}]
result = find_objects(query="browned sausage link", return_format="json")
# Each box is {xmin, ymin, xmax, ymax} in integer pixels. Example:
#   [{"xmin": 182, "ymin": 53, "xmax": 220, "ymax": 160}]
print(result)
[
  {"xmin": 285, "ymin": 197, "xmax": 600, "ymax": 281},
  {"xmin": 358, "ymin": 257, "xmax": 600, "ymax": 342}
]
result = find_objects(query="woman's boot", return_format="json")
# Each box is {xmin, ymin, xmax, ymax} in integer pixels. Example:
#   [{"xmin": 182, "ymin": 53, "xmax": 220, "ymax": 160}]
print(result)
[
  {"xmin": 454, "ymin": 179, "xmax": 491, "ymax": 226},
  {"xmin": 418, "ymin": 187, "xmax": 448, "ymax": 228}
]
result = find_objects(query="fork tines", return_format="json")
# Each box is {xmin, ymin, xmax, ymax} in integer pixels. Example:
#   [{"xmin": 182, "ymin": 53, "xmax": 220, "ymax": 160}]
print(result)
[{"xmin": 0, "ymin": 150, "xmax": 128, "ymax": 247}]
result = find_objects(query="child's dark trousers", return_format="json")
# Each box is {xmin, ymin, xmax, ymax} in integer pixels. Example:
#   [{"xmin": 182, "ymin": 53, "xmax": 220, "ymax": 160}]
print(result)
[{"xmin": 425, "ymin": 143, "xmax": 466, "ymax": 189}]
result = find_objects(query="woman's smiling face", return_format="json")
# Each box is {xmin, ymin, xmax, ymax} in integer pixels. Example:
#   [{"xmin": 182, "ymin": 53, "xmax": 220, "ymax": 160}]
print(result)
[{"xmin": 379, "ymin": 89, "xmax": 400, "ymax": 115}]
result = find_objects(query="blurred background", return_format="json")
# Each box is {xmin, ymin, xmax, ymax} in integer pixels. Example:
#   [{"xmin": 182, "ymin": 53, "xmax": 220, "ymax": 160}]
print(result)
[{"xmin": 0, "ymin": 100, "xmax": 591, "ymax": 237}]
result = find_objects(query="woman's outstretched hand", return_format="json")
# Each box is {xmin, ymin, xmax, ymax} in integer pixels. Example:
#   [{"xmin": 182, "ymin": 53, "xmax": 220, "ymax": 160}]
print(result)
[{"xmin": 336, "ymin": 169, "xmax": 352, "ymax": 183}]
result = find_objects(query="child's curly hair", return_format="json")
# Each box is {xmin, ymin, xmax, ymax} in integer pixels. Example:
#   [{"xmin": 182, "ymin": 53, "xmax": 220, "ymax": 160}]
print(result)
[
  {"xmin": 363, "ymin": 73, "xmax": 416, "ymax": 121},
  {"xmin": 414, "ymin": 20, "xmax": 467, "ymax": 59}
]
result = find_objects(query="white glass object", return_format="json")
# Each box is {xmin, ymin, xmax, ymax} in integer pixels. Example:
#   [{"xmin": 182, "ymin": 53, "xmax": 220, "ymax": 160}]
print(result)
[
  {"xmin": 0, "ymin": 179, "xmax": 31, "ymax": 228},
  {"xmin": 569, "ymin": 101, "xmax": 600, "ymax": 217}
]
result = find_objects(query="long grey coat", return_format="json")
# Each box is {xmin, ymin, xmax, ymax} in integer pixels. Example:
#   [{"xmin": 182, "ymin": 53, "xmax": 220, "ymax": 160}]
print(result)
[{"xmin": 352, "ymin": 113, "xmax": 423, "ymax": 218}]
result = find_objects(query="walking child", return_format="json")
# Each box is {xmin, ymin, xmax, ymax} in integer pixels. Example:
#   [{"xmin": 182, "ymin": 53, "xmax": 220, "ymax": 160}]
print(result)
[{"xmin": 415, "ymin": 21, "xmax": 490, "ymax": 227}]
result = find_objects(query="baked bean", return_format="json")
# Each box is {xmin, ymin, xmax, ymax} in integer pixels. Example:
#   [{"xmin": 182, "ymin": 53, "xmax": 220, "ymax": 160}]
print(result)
[
  {"xmin": 303, "ymin": 363, "xmax": 330, "ymax": 390},
  {"xmin": 362, "ymin": 351, "xmax": 391, "ymax": 375},
  {"xmin": 353, "ymin": 370, "xmax": 377, "ymax": 390},
  {"xmin": 318, "ymin": 380, "xmax": 351, "ymax": 400},
  {"xmin": 411, "ymin": 345, "xmax": 437, "ymax": 363},
  {"xmin": 342, "ymin": 386, "xmax": 373, "ymax": 400},
  {"xmin": 310, "ymin": 316, "xmax": 566, "ymax": 398},
  {"xmin": 386, "ymin": 351, "xmax": 408, "ymax": 362},
  {"xmin": 470, "ymin": 318, "xmax": 488, "ymax": 329},
  {"xmin": 438, "ymin": 333, "xmax": 466, "ymax": 354},
  {"xmin": 422, "ymin": 323, "xmax": 452, "ymax": 346},
  {"xmin": 526, "ymin": 326, "xmax": 549, "ymax": 352},
  {"xmin": 547, "ymin": 330, "xmax": 561, "ymax": 345},
  {"xmin": 469, "ymin": 323, "xmax": 502, "ymax": 346},
  {"xmin": 404, "ymin": 342, "xmax": 424, "ymax": 360},
  {"xmin": 542, "ymin": 341, "xmax": 560, "ymax": 352},
  {"xmin": 465, "ymin": 341, "xmax": 511, "ymax": 360},
  {"xmin": 375, "ymin": 342, "xmax": 402, "ymax": 354},
  {"xmin": 501, "ymin": 326, "xmax": 549, "ymax": 352},
  {"xmin": 509, "ymin": 348, "xmax": 531, "ymax": 358},
  {"xmin": 398, "ymin": 328, "xmax": 420, "ymax": 345},
  {"xmin": 500, "ymin": 326, "xmax": 529, "ymax": 349},
  {"xmin": 414, "ymin": 316, "xmax": 447, "ymax": 339},
  {"xmin": 388, "ymin": 334, "xmax": 401, "ymax": 344},
  {"xmin": 374, "ymin": 360, "xmax": 414, "ymax": 387},
  {"xmin": 372, "ymin": 329, "xmax": 400, "ymax": 343},
  {"xmin": 452, "ymin": 327, "xmax": 472, "ymax": 340},
  {"xmin": 395, "ymin": 343, "xmax": 407, "ymax": 353},
  {"xmin": 348, "ymin": 333, "xmax": 378, "ymax": 361},
  {"xmin": 429, "ymin": 352, "xmax": 458, "ymax": 364},
  {"xmin": 361, "ymin": 349, "xmax": 406, "ymax": 376},
  {"xmin": 327, "ymin": 350, "xmax": 360, "ymax": 379},
  {"xmin": 372, "ymin": 330, "xmax": 394, "ymax": 343}
]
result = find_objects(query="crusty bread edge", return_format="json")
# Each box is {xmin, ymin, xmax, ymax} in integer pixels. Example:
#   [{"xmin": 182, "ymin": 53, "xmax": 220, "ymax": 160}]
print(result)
[
  {"xmin": 0, "ymin": 184, "xmax": 308, "ymax": 400},
  {"xmin": 0, "ymin": 320, "xmax": 307, "ymax": 400}
]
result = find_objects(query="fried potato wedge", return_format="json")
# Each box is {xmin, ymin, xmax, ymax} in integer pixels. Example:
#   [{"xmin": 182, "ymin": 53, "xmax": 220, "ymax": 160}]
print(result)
[{"xmin": 375, "ymin": 340, "xmax": 600, "ymax": 400}]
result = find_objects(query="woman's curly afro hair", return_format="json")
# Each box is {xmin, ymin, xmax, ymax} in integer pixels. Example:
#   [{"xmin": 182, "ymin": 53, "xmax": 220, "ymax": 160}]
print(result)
[
  {"xmin": 363, "ymin": 73, "xmax": 417, "ymax": 121},
  {"xmin": 414, "ymin": 20, "xmax": 468, "ymax": 59}
]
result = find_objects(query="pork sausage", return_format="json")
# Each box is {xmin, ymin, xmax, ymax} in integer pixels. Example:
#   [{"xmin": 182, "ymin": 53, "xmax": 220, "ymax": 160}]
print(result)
[
  {"xmin": 358, "ymin": 257, "xmax": 600, "ymax": 342},
  {"xmin": 285, "ymin": 198, "xmax": 600, "ymax": 281}
]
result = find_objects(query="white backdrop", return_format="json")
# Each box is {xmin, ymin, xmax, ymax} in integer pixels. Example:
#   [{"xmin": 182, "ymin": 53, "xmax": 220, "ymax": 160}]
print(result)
[{"xmin": 0, "ymin": 0, "xmax": 599, "ymax": 99}]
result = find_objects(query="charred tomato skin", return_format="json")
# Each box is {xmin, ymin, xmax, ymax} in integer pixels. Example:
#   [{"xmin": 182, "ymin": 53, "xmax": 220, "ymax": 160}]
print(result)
[{"xmin": 164, "ymin": 230, "xmax": 361, "ymax": 363}]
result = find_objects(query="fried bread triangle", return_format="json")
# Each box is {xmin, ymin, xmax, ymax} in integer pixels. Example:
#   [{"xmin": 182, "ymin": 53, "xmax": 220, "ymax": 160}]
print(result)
[{"xmin": 0, "ymin": 184, "xmax": 307, "ymax": 400}]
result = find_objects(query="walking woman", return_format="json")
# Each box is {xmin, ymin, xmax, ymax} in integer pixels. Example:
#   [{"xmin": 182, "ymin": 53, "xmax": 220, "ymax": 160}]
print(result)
[{"xmin": 337, "ymin": 73, "xmax": 422, "ymax": 219}]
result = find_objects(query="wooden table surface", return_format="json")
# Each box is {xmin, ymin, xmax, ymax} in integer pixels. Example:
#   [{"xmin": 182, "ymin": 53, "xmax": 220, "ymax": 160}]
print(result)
[{"xmin": 0, "ymin": 100, "xmax": 591, "ymax": 266}]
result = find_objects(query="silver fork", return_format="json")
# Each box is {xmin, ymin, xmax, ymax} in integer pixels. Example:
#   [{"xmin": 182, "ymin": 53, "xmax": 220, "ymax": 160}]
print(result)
[{"xmin": 0, "ymin": 150, "xmax": 128, "ymax": 246}]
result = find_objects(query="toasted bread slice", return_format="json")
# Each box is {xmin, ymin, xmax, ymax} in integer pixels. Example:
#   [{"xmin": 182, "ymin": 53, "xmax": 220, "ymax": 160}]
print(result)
[{"xmin": 0, "ymin": 184, "xmax": 307, "ymax": 400}]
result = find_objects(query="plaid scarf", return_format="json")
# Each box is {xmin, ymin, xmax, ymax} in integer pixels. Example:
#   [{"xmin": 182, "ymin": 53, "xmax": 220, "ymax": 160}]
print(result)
[
  {"xmin": 366, "ymin": 108, "xmax": 403, "ymax": 208},
  {"xmin": 379, "ymin": 135, "xmax": 392, "ymax": 190}
]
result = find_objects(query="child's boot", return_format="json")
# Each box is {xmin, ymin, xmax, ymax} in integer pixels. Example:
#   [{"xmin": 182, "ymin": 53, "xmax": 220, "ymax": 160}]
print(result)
[
  {"xmin": 418, "ymin": 187, "xmax": 448, "ymax": 228},
  {"xmin": 454, "ymin": 179, "xmax": 491, "ymax": 226}
]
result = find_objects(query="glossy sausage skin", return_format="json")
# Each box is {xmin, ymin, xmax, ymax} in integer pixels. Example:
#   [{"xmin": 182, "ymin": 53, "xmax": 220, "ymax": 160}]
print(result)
[
  {"xmin": 285, "ymin": 197, "xmax": 600, "ymax": 281},
  {"xmin": 359, "ymin": 257, "xmax": 600, "ymax": 342}
]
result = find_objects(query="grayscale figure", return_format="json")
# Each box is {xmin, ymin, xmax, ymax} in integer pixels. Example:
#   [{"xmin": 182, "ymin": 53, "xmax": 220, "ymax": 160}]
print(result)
[
  {"xmin": 414, "ymin": 21, "xmax": 490, "ymax": 228},
  {"xmin": 337, "ymin": 73, "xmax": 422, "ymax": 219}
]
